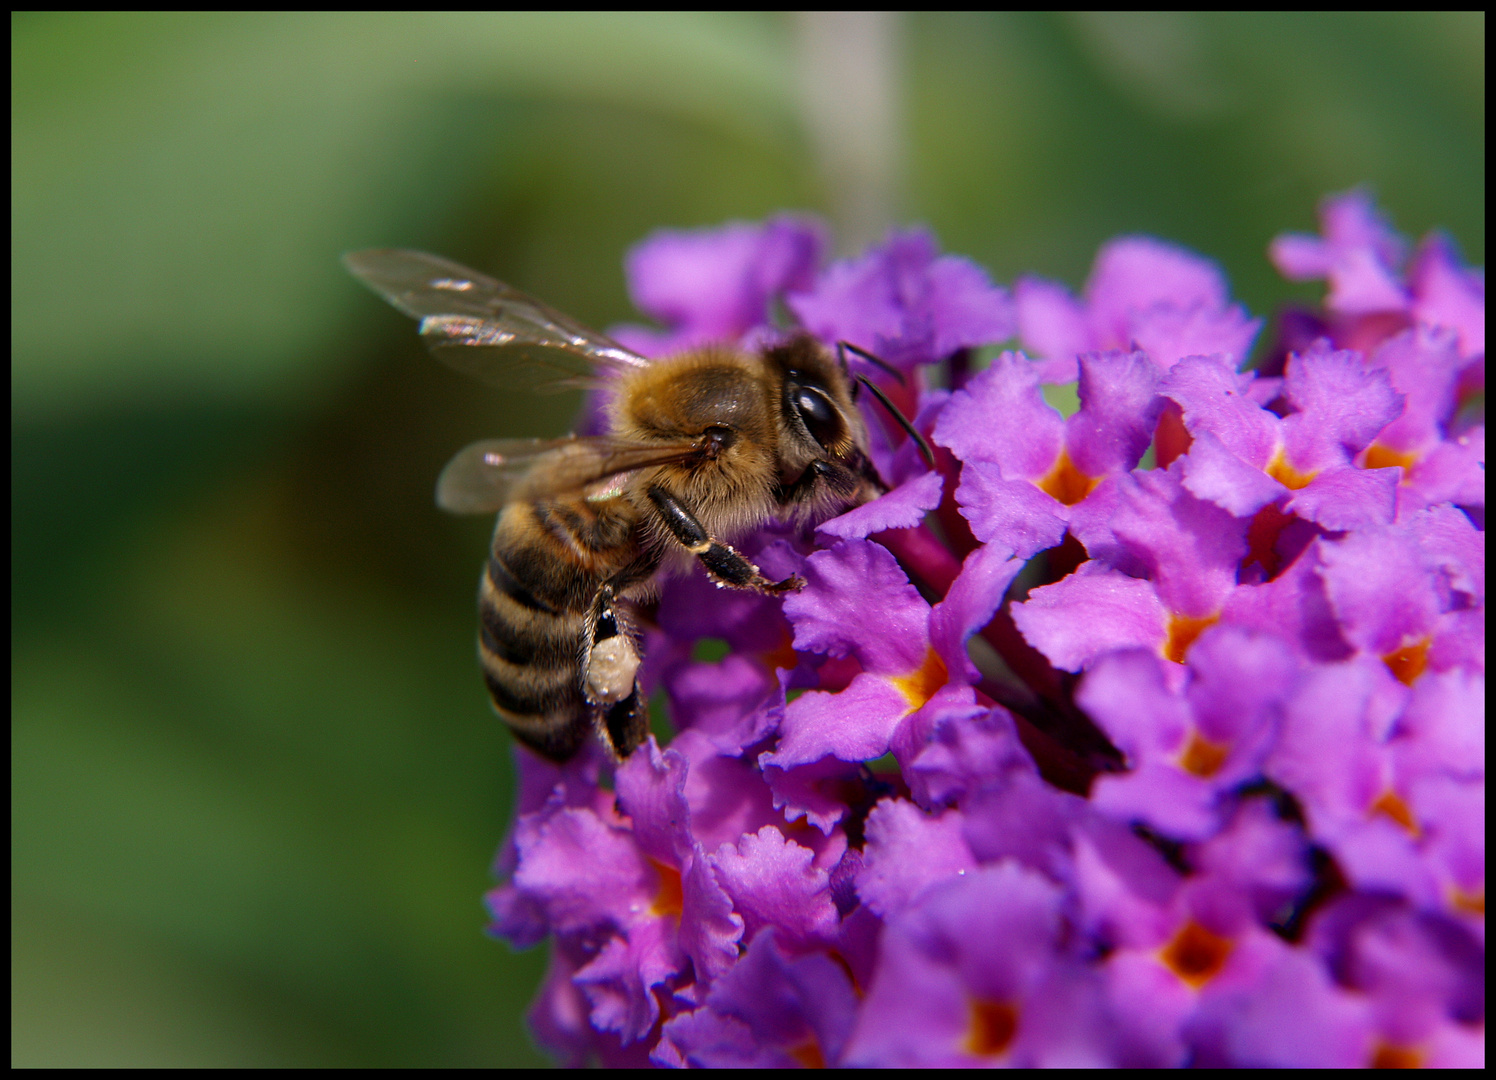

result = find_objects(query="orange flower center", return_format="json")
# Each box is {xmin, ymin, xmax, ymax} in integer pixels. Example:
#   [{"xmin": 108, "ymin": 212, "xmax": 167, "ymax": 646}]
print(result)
[
  {"xmin": 1449, "ymin": 887, "xmax": 1484, "ymax": 918},
  {"xmin": 1265, "ymin": 448, "xmax": 1315, "ymax": 491},
  {"xmin": 1369, "ymin": 1041, "xmax": 1423, "ymax": 1068},
  {"xmin": 1164, "ymin": 612, "xmax": 1219, "ymax": 663},
  {"xmin": 891, "ymin": 646, "xmax": 948, "ymax": 712},
  {"xmin": 1178, "ymin": 729, "xmax": 1230, "ymax": 778},
  {"xmin": 1160, "ymin": 921, "xmax": 1233, "ymax": 989},
  {"xmin": 963, "ymin": 999, "xmax": 1019, "ymax": 1056},
  {"xmin": 1037, "ymin": 448, "xmax": 1099, "ymax": 506},
  {"xmin": 1382, "ymin": 637, "xmax": 1430, "ymax": 686},
  {"xmin": 787, "ymin": 1039, "xmax": 826, "ymax": 1068},
  {"xmin": 649, "ymin": 859, "xmax": 683, "ymax": 918},
  {"xmin": 1370, "ymin": 789, "xmax": 1420, "ymax": 837},
  {"xmin": 1363, "ymin": 442, "xmax": 1417, "ymax": 473}
]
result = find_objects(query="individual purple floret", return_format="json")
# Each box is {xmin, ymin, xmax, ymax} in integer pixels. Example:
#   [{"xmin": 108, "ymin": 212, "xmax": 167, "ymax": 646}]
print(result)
[
  {"xmin": 787, "ymin": 227, "xmax": 1015, "ymax": 373},
  {"xmin": 487, "ymin": 193, "xmax": 1484, "ymax": 1068},
  {"xmin": 1015, "ymin": 236, "xmax": 1261, "ymax": 384}
]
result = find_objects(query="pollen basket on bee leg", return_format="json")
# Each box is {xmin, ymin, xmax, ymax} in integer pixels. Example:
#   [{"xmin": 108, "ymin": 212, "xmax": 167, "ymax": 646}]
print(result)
[{"xmin": 586, "ymin": 636, "xmax": 641, "ymax": 704}]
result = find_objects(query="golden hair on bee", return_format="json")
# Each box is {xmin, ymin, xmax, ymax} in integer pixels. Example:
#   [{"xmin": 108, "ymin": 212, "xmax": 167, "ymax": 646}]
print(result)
[{"xmin": 344, "ymin": 249, "xmax": 899, "ymax": 762}]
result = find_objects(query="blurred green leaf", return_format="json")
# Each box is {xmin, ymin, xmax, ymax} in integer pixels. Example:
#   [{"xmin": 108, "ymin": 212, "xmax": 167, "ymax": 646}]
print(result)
[{"xmin": 13, "ymin": 12, "xmax": 800, "ymax": 416}]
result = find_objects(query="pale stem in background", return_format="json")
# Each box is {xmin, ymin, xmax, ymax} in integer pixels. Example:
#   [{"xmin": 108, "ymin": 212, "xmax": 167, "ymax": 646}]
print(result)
[{"xmin": 793, "ymin": 11, "xmax": 904, "ymax": 255}]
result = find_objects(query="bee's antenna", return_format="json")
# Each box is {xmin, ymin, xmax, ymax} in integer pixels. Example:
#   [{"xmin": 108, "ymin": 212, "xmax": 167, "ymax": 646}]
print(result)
[
  {"xmin": 856, "ymin": 374, "xmax": 936, "ymax": 469},
  {"xmin": 838, "ymin": 341, "xmax": 905, "ymax": 386}
]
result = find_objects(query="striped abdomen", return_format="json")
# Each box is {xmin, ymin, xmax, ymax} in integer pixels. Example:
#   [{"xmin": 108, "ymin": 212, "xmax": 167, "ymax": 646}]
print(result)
[{"xmin": 477, "ymin": 496, "xmax": 649, "ymax": 761}]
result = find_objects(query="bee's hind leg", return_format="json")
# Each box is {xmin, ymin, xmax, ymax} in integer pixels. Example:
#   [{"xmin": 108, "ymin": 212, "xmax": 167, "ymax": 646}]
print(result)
[
  {"xmin": 582, "ymin": 585, "xmax": 648, "ymax": 758},
  {"xmin": 595, "ymin": 685, "xmax": 648, "ymax": 760},
  {"xmin": 646, "ymin": 486, "xmax": 804, "ymax": 595}
]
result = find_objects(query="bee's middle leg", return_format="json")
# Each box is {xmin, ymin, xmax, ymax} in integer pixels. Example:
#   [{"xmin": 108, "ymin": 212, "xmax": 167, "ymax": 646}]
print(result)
[{"xmin": 646, "ymin": 486, "xmax": 804, "ymax": 594}]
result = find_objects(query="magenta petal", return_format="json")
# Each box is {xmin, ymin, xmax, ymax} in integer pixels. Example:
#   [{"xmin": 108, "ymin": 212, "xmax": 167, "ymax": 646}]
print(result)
[
  {"xmin": 782, "ymin": 540, "xmax": 930, "ymax": 675},
  {"xmin": 1190, "ymin": 798, "xmax": 1312, "ymax": 927},
  {"xmin": 1066, "ymin": 350, "xmax": 1164, "ymax": 477},
  {"xmin": 673, "ymin": 730, "xmax": 781, "ymax": 849},
  {"xmin": 574, "ymin": 917, "xmax": 680, "ymax": 1043},
  {"xmin": 1188, "ymin": 940, "xmax": 1377, "ymax": 1067},
  {"xmin": 485, "ymin": 881, "xmax": 549, "ymax": 950},
  {"xmin": 655, "ymin": 1008, "xmax": 766, "ymax": 1068},
  {"xmin": 1321, "ymin": 188, "xmax": 1407, "ymax": 268},
  {"xmin": 1402, "ymin": 425, "xmax": 1486, "ymax": 513},
  {"xmin": 770, "ymin": 672, "xmax": 913, "ymax": 767},
  {"xmin": 614, "ymin": 739, "xmax": 691, "ymax": 865},
  {"xmin": 511, "ymin": 806, "xmax": 652, "ymax": 934},
  {"xmin": 929, "ymin": 543, "xmax": 1027, "ymax": 682},
  {"xmin": 1412, "ymin": 775, "xmax": 1486, "ymax": 910},
  {"xmin": 526, "ymin": 949, "xmax": 594, "ymax": 1067},
  {"xmin": 625, "ymin": 215, "xmax": 824, "ymax": 338},
  {"xmin": 1405, "ymin": 504, "xmax": 1484, "ymax": 607},
  {"xmin": 710, "ymin": 825, "xmax": 839, "ymax": 950},
  {"xmin": 680, "ymin": 842, "xmax": 746, "ymax": 983},
  {"xmin": 924, "ymin": 252, "xmax": 1017, "ymax": 357},
  {"xmin": 1184, "ymin": 626, "xmax": 1299, "ymax": 749},
  {"xmin": 1397, "ymin": 669, "xmax": 1485, "ymax": 783},
  {"xmin": 787, "ymin": 239, "xmax": 914, "ymax": 356},
  {"xmin": 1270, "ymin": 231, "xmax": 1334, "ymax": 280},
  {"xmin": 657, "ymin": 555, "xmax": 793, "ymax": 650},
  {"xmin": 1222, "ymin": 540, "xmax": 1354, "ymax": 663},
  {"xmin": 661, "ymin": 929, "xmax": 859, "ymax": 1067},
  {"xmin": 1275, "ymin": 189, "xmax": 1412, "ymax": 316},
  {"xmin": 817, "ymin": 469, "xmax": 943, "ymax": 541},
  {"xmin": 1179, "ymin": 428, "xmax": 1288, "ymax": 517},
  {"xmin": 1266, "ymin": 658, "xmax": 1399, "ymax": 836},
  {"xmin": 1092, "ymin": 765, "xmax": 1221, "ymax": 841},
  {"xmin": 933, "ymin": 350, "xmax": 1063, "ymax": 472},
  {"xmin": 1318, "ymin": 526, "xmax": 1443, "ymax": 655},
  {"xmin": 1285, "ymin": 465, "xmax": 1399, "ymax": 530},
  {"xmin": 1013, "ymin": 566, "xmax": 1168, "ymax": 672},
  {"xmin": 1280, "ymin": 341, "xmax": 1404, "ymax": 468},
  {"xmin": 890, "ymin": 683, "xmax": 981, "ymax": 779},
  {"xmin": 1325, "ymin": 245, "xmax": 1410, "ymax": 315},
  {"xmin": 953, "ymin": 462, "xmax": 1067, "ymax": 555},
  {"xmin": 1085, "ymin": 236, "xmax": 1230, "ymax": 347},
  {"xmin": 787, "ymin": 228, "xmax": 1011, "ymax": 370},
  {"xmin": 1428, "ymin": 608, "xmax": 1485, "ymax": 675},
  {"xmin": 1366, "ymin": 326, "xmax": 1464, "ymax": 454},
  {"xmin": 1128, "ymin": 302, "xmax": 1262, "ymax": 372},
  {"xmin": 1160, "ymin": 354, "xmax": 1279, "ymax": 469},
  {"xmin": 1410, "ymin": 232, "xmax": 1486, "ymax": 359},
  {"xmin": 760, "ymin": 753, "xmax": 862, "ymax": 834},
  {"xmin": 1015, "ymin": 275, "xmax": 1089, "ymax": 382},
  {"xmin": 1323, "ymin": 818, "xmax": 1439, "ymax": 909},
  {"xmin": 663, "ymin": 654, "xmax": 779, "ymax": 738},
  {"xmin": 1075, "ymin": 648, "xmax": 1192, "ymax": 761},
  {"xmin": 907, "ymin": 704, "xmax": 1036, "ymax": 810},
  {"xmin": 857, "ymin": 799, "xmax": 977, "ymax": 918},
  {"xmin": 1103, "ymin": 466, "xmax": 1247, "ymax": 618},
  {"xmin": 843, "ymin": 863, "xmax": 1068, "ymax": 1067}
]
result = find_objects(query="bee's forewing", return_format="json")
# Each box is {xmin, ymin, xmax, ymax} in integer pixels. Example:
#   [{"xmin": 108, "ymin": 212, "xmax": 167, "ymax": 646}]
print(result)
[
  {"xmin": 435, "ymin": 436, "xmax": 699, "ymax": 514},
  {"xmin": 343, "ymin": 249, "xmax": 650, "ymax": 390}
]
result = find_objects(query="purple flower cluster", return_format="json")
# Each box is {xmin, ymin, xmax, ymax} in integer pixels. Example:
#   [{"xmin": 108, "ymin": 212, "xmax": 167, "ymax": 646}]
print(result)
[{"xmin": 486, "ymin": 193, "xmax": 1484, "ymax": 1067}]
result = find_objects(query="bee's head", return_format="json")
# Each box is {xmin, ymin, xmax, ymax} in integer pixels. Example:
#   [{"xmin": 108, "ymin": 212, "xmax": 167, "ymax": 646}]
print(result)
[
  {"xmin": 765, "ymin": 335, "xmax": 867, "ymax": 464},
  {"xmin": 763, "ymin": 334, "xmax": 885, "ymax": 509}
]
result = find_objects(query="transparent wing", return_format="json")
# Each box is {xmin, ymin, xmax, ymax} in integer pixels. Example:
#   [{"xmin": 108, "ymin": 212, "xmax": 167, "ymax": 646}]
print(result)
[
  {"xmin": 343, "ymin": 249, "xmax": 650, "ymax": 390},
  {"xmin": 436, "ymin": 435, "xmax": 702, "ymax": 514}
]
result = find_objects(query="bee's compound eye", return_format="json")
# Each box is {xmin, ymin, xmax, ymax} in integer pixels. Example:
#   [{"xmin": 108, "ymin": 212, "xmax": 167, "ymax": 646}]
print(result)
[{"xmin": 792, "ymin": 386, "xmax": 841, "ymax": 448}]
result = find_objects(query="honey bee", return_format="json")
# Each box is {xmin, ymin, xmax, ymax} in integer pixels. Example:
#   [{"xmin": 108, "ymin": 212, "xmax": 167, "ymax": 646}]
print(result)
[{"xmin": 345, "ymin": 249, "xmax": 930, "ymax": 761}]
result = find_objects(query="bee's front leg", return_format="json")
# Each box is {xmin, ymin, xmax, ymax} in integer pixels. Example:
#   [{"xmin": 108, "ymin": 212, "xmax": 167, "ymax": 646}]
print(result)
[{"xmin": 646, "ymin": 486, "xmax": 804, "ymax": 594}]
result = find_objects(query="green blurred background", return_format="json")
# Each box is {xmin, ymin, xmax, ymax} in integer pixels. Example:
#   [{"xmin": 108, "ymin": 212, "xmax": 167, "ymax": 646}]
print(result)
[{"xmin": 12, "ymin": 12, "xmax": 1483, "ymax": 1066}]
